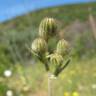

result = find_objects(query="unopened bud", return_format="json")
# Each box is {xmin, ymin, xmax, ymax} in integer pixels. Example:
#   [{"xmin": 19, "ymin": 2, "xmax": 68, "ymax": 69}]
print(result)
[
  {"xmin": 39, "ymin": 17, "xmax": 57, "ymax": 40},
  {"xmin": 49, "ymin": 53, "xmax": 63, "ymax": 65},
  {"xmin": 56, "ymin": 39, "xmax": 69, "ymax": 56},
  {"xmin": 31, "ymin": 38, "xmax": 47, "ymax": 55}
]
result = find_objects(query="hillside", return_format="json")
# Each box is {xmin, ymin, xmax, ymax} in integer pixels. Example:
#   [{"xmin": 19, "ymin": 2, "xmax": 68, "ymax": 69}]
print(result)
[
  {"xmin": 0, "ymin": 2, "xmax": 96, "ymax": 66},
  {"xmin": 0, "ymin": 2, "xmax": 96, "ymax": 31}
]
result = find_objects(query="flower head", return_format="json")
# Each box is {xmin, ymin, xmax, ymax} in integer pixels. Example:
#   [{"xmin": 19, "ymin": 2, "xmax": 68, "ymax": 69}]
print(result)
[
  {"xmin": 6, "ymin": 90, "xmax": 13, "ymax": 96},
  {"xmin": 31, "ymin": 38, "xmax": 48, "ymax": 55},
  {"xmin": 47, "ymin": 53, "xmax": 63, "ymax": 65},
  {"xmin": 39, "ymin": 17, "xmax": 57, "ymax": 40},
  {"xmin": 4, "ymin": 70, "xmax": 12, "ymax": 78},
  {"xmin": 64, "ymin": 92, "xmax": 70, "ymax": 96},
  {"xmin": 72, "ymin": 91, "xmax": 79, "ymax": 96},
  {"xmin": 56, "ymin": 39, "xmax": 70, "ymax": 56}
]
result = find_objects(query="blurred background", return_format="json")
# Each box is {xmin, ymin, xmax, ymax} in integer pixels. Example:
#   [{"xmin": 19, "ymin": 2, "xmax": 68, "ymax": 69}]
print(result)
[{"xmin": 0, "ymin": 0, "xmax": 96, "ymax": 96}]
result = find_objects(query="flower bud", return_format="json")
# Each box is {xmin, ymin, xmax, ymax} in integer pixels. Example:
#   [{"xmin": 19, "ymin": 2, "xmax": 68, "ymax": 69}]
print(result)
[
  {"xmin": 31, "ymin": 38, "xmax": 47, "ymax": 55},
  {"xmin": 56, "ymin": 39, "xmax": 69, "ymax": 56},
  {"xmin": 49, "ymin": 53, "xmax": 63, "ymax": 65},
  {"xmin": 39, "ymin": 17, "xmax": 57, "ymax": 40}
]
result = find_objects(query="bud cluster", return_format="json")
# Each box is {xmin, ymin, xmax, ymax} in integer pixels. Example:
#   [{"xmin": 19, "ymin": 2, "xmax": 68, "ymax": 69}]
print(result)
[{"xmin": 31, "ymin": 17, "xmax": 71, "ymax": 77}]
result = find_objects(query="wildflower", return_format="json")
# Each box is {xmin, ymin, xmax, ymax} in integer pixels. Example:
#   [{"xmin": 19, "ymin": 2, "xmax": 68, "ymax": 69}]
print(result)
[
  {"xmin": 6, "ymin": 90, "xmax": 13, "ymax": 96},
  {"xmin": 4, "ymin": 70, "xmax": 12, "ymax": 77},
  {"xmin": 92, "ymin": 84, "xmax": 96, "ymax": 89},
  {"xmin": 72, "ymin": 91, "xmax": 79, "ymax": 96},
  {"xmin": 64, "ymin": 92, "xmax": 70, "ymax": 96}
]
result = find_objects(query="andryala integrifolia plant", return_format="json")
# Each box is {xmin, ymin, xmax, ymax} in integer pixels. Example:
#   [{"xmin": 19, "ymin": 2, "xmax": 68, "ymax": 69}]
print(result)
[
  {"xmin": 31, "ymin": 38, "xmax": 48, "ymax": 55},
  {"xmin": 39, "ymin": 17, "xmax": 58, "ymax": 41},
  {"xmin": 48, "ymin": 53, "xmax": 63, "ymax": 65},
  {"xmin": 31, "ymin": 17, "xmax": 71, "ymax": 77},
  {"xmin": 56, "ymin": 39, "xmax": 70, "ymax": 56},
  {"xmin": 31, "ymin": 38, "xmax": 49, "ymax": 71}
]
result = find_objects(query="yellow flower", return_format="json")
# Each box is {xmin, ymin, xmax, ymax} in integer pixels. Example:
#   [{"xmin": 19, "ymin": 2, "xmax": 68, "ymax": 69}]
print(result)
[
  {"xmin": 72, "ymin": 91, "xmax": 79, "ymax": 96},
  {"xmin": 64, "ymin": 92, "xmax": 70, "ymax": 96}
]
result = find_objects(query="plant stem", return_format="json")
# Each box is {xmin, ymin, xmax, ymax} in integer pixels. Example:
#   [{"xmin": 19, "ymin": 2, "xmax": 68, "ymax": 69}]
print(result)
[
  {"xmin": 48, "ymin": 73, "xmax": 52, "ymax": 96},
  {"xmin": 48, "ymin": 73, "xmax": 57, "ymax": 96},
  {"xmin": 54, "ymin": 59, "xmax": 71, "ymax": 76}
]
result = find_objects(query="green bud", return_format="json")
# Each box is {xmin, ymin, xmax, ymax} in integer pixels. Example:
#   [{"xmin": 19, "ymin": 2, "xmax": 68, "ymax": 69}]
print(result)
[
  {"xmin": 39, "ymin": 17, "xmax": 57, "ymax": 40},
  {"xmin": 49, "ymin": 53, "xmax": 63, "ymax": 65},
  {"xmin": 56, "ymin": 39, "xmax": 69, "ymax": 56},
  {"xmin": 31, "ymin": 38, "xmax": 47, "ymax": 55}
]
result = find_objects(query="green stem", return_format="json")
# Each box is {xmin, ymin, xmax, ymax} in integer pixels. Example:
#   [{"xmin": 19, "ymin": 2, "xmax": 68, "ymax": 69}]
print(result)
[
  {"xmin": 54, "ymin": 59, "xmax": 71, "ymax": 76},
  {"xmin": 39, "ymin": 56, "xmax": 50, "ymax": 71}
]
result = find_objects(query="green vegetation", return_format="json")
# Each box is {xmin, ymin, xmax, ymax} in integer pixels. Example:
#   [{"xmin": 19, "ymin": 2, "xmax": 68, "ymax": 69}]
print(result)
[
  {"xmin": 0, "ymin": 57, "xmax": 96, "ymax": 96},
  {"xmin": 0, "ymin": 2, "xmax": 96, "ymax": 96},
  {"xmin": 0, "ymin": 2, "xmax": 96, "ymax": 31}
]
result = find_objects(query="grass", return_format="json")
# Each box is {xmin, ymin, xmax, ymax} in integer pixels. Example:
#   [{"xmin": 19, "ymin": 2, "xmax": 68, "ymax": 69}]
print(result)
[
  {"xmin": 54, "ymin": 58, "xmax": 96, "ymax": 96},
  {"xmin": 0, "ymin": 57, "xmax": 96, "ymax": 96}
]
